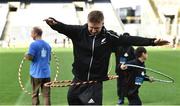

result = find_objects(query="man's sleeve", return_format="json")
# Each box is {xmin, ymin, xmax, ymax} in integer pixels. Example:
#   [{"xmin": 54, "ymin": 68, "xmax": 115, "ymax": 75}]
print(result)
[
  {"xmin": 109, "ymin": 32, "xmax": 156, "ymax": 46},
  {"xmin": 28, "ymin": 43, "xmax": 36, "ymax": 57},
  {"xmin": 144, "ymin": 75, "xmax": 150, "ymax": 81},
  {"xmin": 48, "ymin": 22, "xmax": 82, "ymax": 39}
]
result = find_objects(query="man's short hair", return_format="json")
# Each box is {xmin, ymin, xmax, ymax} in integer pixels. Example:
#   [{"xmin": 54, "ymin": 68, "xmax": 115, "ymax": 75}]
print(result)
[
  {"xmin": 88, "ymin": 10, "xmax": 104, "ymax": 23},
  {"xmin": 135, "ymin": 47, "xmax": 147, "ymax": 58},
  {"xmin": 33, "ymin": 27, "xmax": 42, "ymax": 36}
]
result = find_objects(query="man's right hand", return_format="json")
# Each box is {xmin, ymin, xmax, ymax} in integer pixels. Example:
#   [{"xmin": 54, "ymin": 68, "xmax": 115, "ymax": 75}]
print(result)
[
  {"xmin": 44, "ymin": 17, "xmax": 58, "ymax": 26},
  {"xmin": 120, "ymin": 64, "xmax": 127, "ymax": 70}
]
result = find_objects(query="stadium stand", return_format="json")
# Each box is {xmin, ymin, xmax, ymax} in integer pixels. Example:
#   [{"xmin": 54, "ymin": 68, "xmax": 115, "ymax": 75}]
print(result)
[
  {"xmin": 0, "ymin": 3, "xmax": 8, "ymax": 40},
  {"xmin": 88, "ymin": 2, "xmax": 124, "ymax": 34},
  {"xmin": 3, "ymin": 2, "xmax": 79, "ymax": 47},
  {"xmin": 149, "ymin": 0, "xmax": 180, "ymax": 47},
  {"xmin": 0, "ymin": 0, "xmax": 180, "ymax": 48}
]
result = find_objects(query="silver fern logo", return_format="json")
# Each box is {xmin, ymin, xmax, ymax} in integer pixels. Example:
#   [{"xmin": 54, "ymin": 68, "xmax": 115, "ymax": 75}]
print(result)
[{"xmin": 101, "ymin": 38, "xmax": 106, "ymax": 44}]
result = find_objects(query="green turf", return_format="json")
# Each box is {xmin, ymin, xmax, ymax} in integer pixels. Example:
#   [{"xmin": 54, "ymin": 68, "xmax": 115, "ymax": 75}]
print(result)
[{"xmin": 0, "ymin": 47, "xmax": 180, "ymax": 105}]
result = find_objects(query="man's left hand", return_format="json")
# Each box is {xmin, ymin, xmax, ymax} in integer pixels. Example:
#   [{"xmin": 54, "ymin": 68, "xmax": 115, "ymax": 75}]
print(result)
[{"xmin": 154, "ymin": 39, "xmax": 170, "ymax": 46}]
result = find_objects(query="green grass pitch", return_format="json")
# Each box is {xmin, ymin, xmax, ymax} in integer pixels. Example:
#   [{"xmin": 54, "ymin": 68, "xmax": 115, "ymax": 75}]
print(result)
[{"xmin": 0, "ymin": 47, "xmax": 180, "ymax": 105}]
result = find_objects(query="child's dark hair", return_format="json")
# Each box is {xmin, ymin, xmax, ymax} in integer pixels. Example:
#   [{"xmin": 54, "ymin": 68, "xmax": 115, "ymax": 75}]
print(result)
[{"xmin": 135, "ymin": 47, "xmax": 147, "ymax": 58}]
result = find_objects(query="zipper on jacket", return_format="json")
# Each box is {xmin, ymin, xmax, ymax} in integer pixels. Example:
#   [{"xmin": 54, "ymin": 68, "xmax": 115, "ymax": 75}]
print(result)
[{"xmin": 87, "ymin": 35, "xmax": 96, "ymax": 81}]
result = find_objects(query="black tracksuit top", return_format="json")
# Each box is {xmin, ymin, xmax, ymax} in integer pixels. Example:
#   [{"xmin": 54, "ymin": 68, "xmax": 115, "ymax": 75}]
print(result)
[
  {"xmin": 49, "ymin": 22, "xmax": 156, "ymax": 81},
  {"xmin": 123, "ymin": 59, "xmax": 150, "ymax": 95},
  {"xmin": 113, "ymin": 46, "xmax": 135, "ymax": 74}
]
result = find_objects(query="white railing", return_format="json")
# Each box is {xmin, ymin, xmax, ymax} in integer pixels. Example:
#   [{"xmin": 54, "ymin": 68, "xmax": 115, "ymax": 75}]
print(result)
[{"xmin": 0, "ymin": 3, "xmax": 8, "ymax": 38}]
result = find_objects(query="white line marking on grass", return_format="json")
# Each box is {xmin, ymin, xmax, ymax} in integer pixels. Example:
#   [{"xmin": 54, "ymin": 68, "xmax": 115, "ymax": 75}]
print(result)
[{"xmin": 15, "ymin": 80, "xmax": 31, "ymax": 105}]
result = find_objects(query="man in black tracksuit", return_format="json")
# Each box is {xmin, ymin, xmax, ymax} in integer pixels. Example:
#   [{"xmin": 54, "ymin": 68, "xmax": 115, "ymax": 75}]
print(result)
[
  {"xmin": 119, "ymin": 47, "xmax": 154, "ymax": 105},
  {"xmin": 113, "ymin": 45, "xmax": 135, "ymax": 105},
  {"xmin": 44, "ymin": 10, "xmax": 169, "ymax": 105}
]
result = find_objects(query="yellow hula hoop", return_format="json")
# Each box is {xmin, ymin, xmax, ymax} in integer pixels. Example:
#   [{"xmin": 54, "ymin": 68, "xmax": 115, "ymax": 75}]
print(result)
[
  {"xmin": 44, "ymin": 75, "xmax": 119, "ymax": 88},
  {"xmin": 43, "ymin": 53, "xmax": 118, "ymax": 88},
  {"xmin": 18, "ymin": 51, "xmax": 60, "ymax": 95}
]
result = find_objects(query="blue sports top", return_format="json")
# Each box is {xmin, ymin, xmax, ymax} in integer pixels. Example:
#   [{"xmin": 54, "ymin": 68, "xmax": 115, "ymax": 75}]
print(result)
[{"xmin": 28, "ymin": 40, "xmax": 51, "ymax": 78}]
